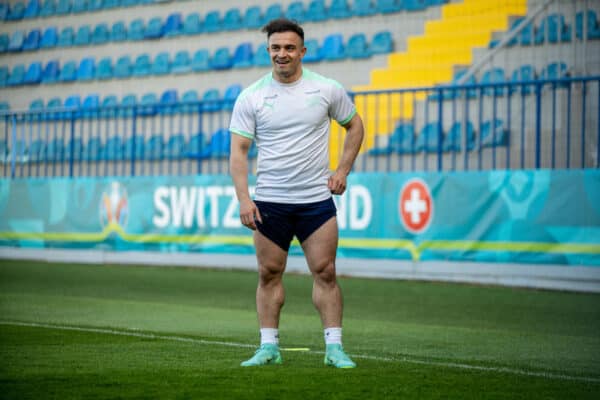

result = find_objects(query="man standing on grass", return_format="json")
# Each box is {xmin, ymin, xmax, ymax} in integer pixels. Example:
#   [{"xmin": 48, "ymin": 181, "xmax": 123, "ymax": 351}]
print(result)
[{"xmin": 229, "ymin": 18, "xmax": 364, "ymax": 368}]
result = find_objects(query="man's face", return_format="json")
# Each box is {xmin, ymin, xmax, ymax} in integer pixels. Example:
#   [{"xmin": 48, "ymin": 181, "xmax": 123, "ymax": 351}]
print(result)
[{"xmin": 267, "ymin": 31, "xmax": 306, "ymax": 83}]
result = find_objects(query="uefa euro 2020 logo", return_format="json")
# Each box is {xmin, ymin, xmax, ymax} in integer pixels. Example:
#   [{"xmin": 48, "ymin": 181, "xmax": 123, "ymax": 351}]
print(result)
[{"xmin": 99, "ymin": 181, "xmax": 129, "ymax": 229}]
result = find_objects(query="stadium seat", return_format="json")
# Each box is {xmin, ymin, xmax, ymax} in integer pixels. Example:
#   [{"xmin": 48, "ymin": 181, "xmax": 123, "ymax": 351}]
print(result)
[
  {"xmin": 480, "ymin": 67, "xmax": 506, "ymax": 96},
  {"xmin": 232, "ymin": 42, "xmax": 254, "ymax": 68},
  {"xmin": 58, "ymin": 60, "xmax": 77, "ymax": 82},
  {"xmin": 286, "ymin": 1, "xmax": 305, "ymax": 22},
  {"xmin": 124, "ymin": 135, "xmax": 145, "ymax": 160},
  {"xmin": 303, "ymin": 39, "xmax": 322, "ymax": 63},
  {"xmin": 46, "ymin": 138, "xmax": 66, "ymax": 162},
  {"xmin": 0, "ymin": 34, "xmax": 9, "ymax": 52},
  {"xmin": 63, "ymin": 94, "xmax": 81, "ymax": 119},
  {"xmin": 223, "ymin": 7, "xmax": 243, "ymax": 31},
  {"xmin": 204, "ymin": 10, "xmax": 221, "ymax": 33},
  {"xmin": 40, "ymin": 59, "xmax": 59, "ymax": 83},
  {"xmin": 443, "ymin": 121, "xmax": 475, "ymax": 152},
  {"xmin": 164, "ymin": 134, "xmax": 186, "ymax": 160},
  {"xmin": 370, "ymin": 30, "xmax": 393, "ymax": 54},
  {"xmin": 535, "ymin": 14, "xmax": 572, "ymax": 44},
  {"xmin": 28, "ymin": 139, "xmax": 46, "ymax": 163},
  {"xmin": 7, "ymin": 1, "xmax": 25, "ymax": 20},
  {"xmin": 145, "ymin": 135, "xmax": 164, "ymax": 160},
  {"xmin": 39, "ymin": 0, "xmax": 56, "ymax": 17},
  {"xmin": 185, "ymin": 132, "xmax": 206, "ymax": 159},
  {"xmin": 74, "ymin": 24, "xmax": 92, "ymax": 46},
  {"xmin": 541, "ymin": 61, "xmax": 569, "ymax": 85},
  {"xmin": 39, "ymin": 26, "xmax": 58, "ymax": 48},
  {"xmin": 376, "ymin": 0, "xmax": 402, "ymax": 14},
  {"xmin": 65, "ymin": 137, "xmax": 83, "ymax": 161},
  {"xmin": 95, "ymin": 56, "xmax": 113, "ymax": 80},
  {"xmin": 183, "ymin": 12, "xmax": 202, "ymax": 35},
  {"xmin": 82, "ymin": 136, "xmax": 103, "ymax": 162},
  {"xmin": 328, "ymin": 0, "xmax": 352, "ymax": 19},
  {"xmin": 510, "ymin": 64, "xmax": 535, "ymax": 95},
  {"xmin": 56, "ymin": 0, "xmax": 70, "ymax": 14},
  {"xmin": 132, "ymin": 53, "xmax": 151, "ymax": 77},
  {"xmin": 23, "ymin": 61, "xmax": 42, "ymax": 84},
  {"xmin": 352, "ymin": 0, "xmax": 377, "ymax": 17},
  {"xmin": 8, "ymin": 30, "xmax": 25, "ymax": 51},
  {"xmin": 76, "ymin": 57, "xmax": 95, "ymax": 81},
  {"xmin": 145, "ymin": 16, "xmax": 164, "ymax": 39},
  {"xmin": 430, "ymin": 69, "xmax": 477, "ymax": 100},
  {"xmin": 110, "ymin": 21, "xmax": 127, "ymax": 42},
  {"xmin": 121, "ymin": 0, "xmax": 139, "ymax": 7},
  {"xmin": 319, "ymin": 33, "xmax": 346, "ymax": 60},
  {"xmin": 87, "ymin": 0, "xmax": 102, "ymax": 12},
  {"xmin": 576, "ymin": 10, "xmax": 600, "ymax": 40},
  {"xmin": 128, "ymin": 18, "xmax": 145, "ymax": 41},
  {"xmin": 191, "ymin": 49, "xmax": 210, "ymax": 72},
  {"xmin": 180, "ymin": 89, "xmax": 200, "ymax": 113},
  {"xmin": 306, "ymin": 0, "xmax": 327, "ymax": 22},
  {"xmin": 71, "ymin": 0, "xmax": 87, "ymax": 13},
  {"xmin": 151, "ymin": 52, "xmax": 170, "ymax": 75},
  {"xmin": 159, "ymin": 89, "xmax": 178, "ymax": 114},
  {"xmin": 114, "ymin": 55, "xmax": 132, "ymax": 78},
  {"xmin": 0, "ymin": 2, "xmax": 7, "ymax": 20},
  {"xmin": 244, "ymin": 6, "xmax": 263, "ymax": 29},
  {"xmin": 121, "ymin": 94, "xmax": 138, "ymax": 118},
  {"xmin": 164, "ymin": 12, "xmax": 183, "ymax": 37},
  {"xmin": 223, "ymin": 83, "xmax": 242, "ymax": 111},
  {"xmin": 103, "ymin": 0, "xmax": 118, "ymax": 9},
  {"xmin": 138, "ymin": 92, "xmax": 158, "ymax": 116},
  {"xmin": 253, "ymin": 43, "xmax": 271, "ymax": 67},
  {"xmin": 480, "ymin": 119, "xmax": 509, "ymax": 147},
  {"xmin": 102, "ymin": 136, "xmax": 124, "ymax": 161},
  {"xmin": 201, "ymin": 88, "xmax": 221, "ymax": 112},
  {"xmin": 100, "ymin": 94, "xmax": 119, "ymax": 118},
  {"xmin": 0, "ymin": 66, "xmax": 8, "ymax": 87},
  {"xmin": 7, "ymin": 64, "xmax": 25, "ymax": 86},
  {"xmin": 404, "ymin": 0, "xmax": 428, "ymax": 11},
  {"xmin": 82, "ymin": 93, "xmax": 100, "ymax": 118},
  {"xmin": 205, "ymin": 128, "xmax": 231, "ymax": 159},
  {"xmin": 346, "ymin": 33, "xmax": 370, "ymax": 59},
  {"xmin": 92, "ymin": 23, "xmax": 109, "ymax": 44},
  {"xmin": 22, "ymin": 29, "xmax": 41, "ymax": 51},
  {"xmin": 263, "ymin": 3, "xmax": 283, "ymax": 22},
  {"xmin": 415, "ymin": 122, "xmax": 443, "ymax": 152},
  {"xmin": 27, "ymin": 98, "xmax": 45, "ymax": 121},
  {"xmin": 171, "ymin": 50, "xmax": 191, "ymax": 74},
  {"xmin": 46, "ymin": 97, "xmax": 62, "ymax": 120},
  {"xmin": 369, "ymin": 122, "xmax": 415, "ymax": 155},
  {"xmin": 210, "ymin": 47, "xmax": 233, "ymax": 70},
  {"xmin": 57, "ymin": 26, "xmax": 74, "ymax": 47}
]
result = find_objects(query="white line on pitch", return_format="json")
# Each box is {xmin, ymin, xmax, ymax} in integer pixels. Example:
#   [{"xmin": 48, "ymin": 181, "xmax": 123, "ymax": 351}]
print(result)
[{"xmin": 1, "ymin": 320, "xmax": 599, "ymax": 384}]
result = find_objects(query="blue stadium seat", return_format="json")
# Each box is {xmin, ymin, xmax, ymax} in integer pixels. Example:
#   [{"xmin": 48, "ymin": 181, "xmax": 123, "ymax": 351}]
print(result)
[
  {"xmin": 180, "ymin": 89, "xmax": 199, "ymax": 113},
  {"xmin": 346, "ymin": 33, "xmax": 370, "ymax": 59},
  {"xmin": 415, "ymin": 122, "xmax": 443, "ymax": 152},
  {"xmin": 204, "ymin": 10, "xmax": 221, "ymax": 33},
  {"xmin": 430, "ymin": 69, "xmax": 477, "ymax": 100},
  {"xmin": 480, "ymin": 119, "xmax": 509, "ymax": 147},
  {"xmin": 244, "ymin": 6, "xmax": 263, "ymax": 29},
  {"xmin": 191, "ymin": 49, "xmax": 210, "ymax": 72},
  {"xmin": 28, "ymin": 139, "xmax": 46, "ymax": 163},
  {"xmin": 27, "ymin": 98, "xmax": 44, "ymax": 121},
  {"xmin": 223, "ymin": 7, "xmax": 242, "ymax": 31},
  {"xmin": 210, "ymin": 47, "xmax": 233, "ymax": 70},
  {"xmin": 443, "ymin": 121, "xmax": 475, "ymax": 152},
  {"xmin": 58, "ymin": 60, "xmax": 77, "ymax": 82},
  {"xmin": 114, "ymin": 55, "xmax": 132, "ymax": 78},
  {"xmin": 286, "ymin": 1, "xmax": 305, "ymax": 22},
  {"xmin": 145, "ymin": 135, "xmax": 164, "ymax": 160},
  {"xmin": 103, "ymin": 0, "xmax": 118, "ymax": 9},
  {"xmin": 138, "ymin": 92, "xmax": 158, "ymax": 116},
  {"xmin": 576, "ymin": 9, "xmax": 600, "ymax": 40},
  {"xmin": 120, "ymin": 93, "xmax": 137, "ymax": 117},
  {"xmin": 46, "ymin": 138, "xmax": 66, "ymax": 162},
  {"xmin": 201, "ymin": 88, "xmax": 221, "ymax": 112},
  {"xmin": 164, "ymin": 12, "xmax": 182, "ymax": 37},
  {"xmin": 404, "ymin": 0, "xmax": 428, "ymax": 11},
  {"xmin": 185, "ymin": 132, "xmax": 206, "ymax": 159},
  {"xmin": 102, "ymin": 136, "xmax": 124, "ymax": 161},
  {"xmin": 132, "ymin": 53, "xmax": 151, "ymax": 77},
  {"xmin": 8, "ymin": 30, "xmax": 25, "ymax": 51},
  {"xmin": 87, "ymin": 0, "xmax": 103, "ymax": 12},
  {"xmin": 263, "ymin": 3, "xmax": 283, "ymax": 23},
  {"xmin": 171, "ymin": 50, "xmax": 191, "ymax": 74},
  {"xmin": 145, "ymin": 16, "xmax": 164, "ymax": 39},
  {"xmin": 83, "ymin": 136, "xmax": 103, "ymax": 162},
  {"xmin": 510, "ymin": 64, "xmax": 535, "ymax": 95},
  {"xmin": 82, "ymin": 93, "xmax": 100, "ymax": 118},
  {"xmin": 24, "ymin": 61, "xmax": 42, "ymax": 84},
  {"xmin": 7, "ymin": 64, "xmax": 26, "ymax": 86},
  {"xmin": 124, "ymin": 135, "xmax": 145, "ymax": 160},
  {"xmin": 541, "ymin": 61, "xmax": 568, "ymax": 82},
  {"xmin": 57, "ymin": 26, "xmax": 74, "ymax": 47},
  {"xmin": 100, "ymin": 94, "xmax": 119, "ymax": 118},
  {"xmin": 480, "ymin": 67, "xmax": 506, "ymax": 96},
  {"xmin": 7, "ymin": 1, "xmax": 25, "ymax": 20},
  {"xmin": 110, "ymin": 21, "xmax": 127, "ymax": 42},
  {"xmin": 205, "ymin": 128, "xmax": 231, "ymax": 159},
  {"xmin": 183, "ymin": 12, "xmax": 202, "ymax": 35},
  {"xmin": 23, "ymin": 0, "xmax": 40, "ymax": 18},
  {"xmin": 55, "ymin": 0, "xmax": 70, "ymax": 14},
  {"xmin": 232, "ymin": 42, "xmax": 254, "ymax": 68},
  {"xmin": 159, "ymin": 89, "xmax": 178, "ymax": 114},
  {"xmin": 95, "ymin": 57, "xmax": 113, "ymax": 80},
  {"xmin": 121, "ymin": 0, "xmax": 139, "ymax": 7},
  {"xmin": 71, "ymin": 0, "xmax": 87, "ymax": 13},
  {"xmin": 370, "ymin": 30, "xmax": 393, "ymax": 54},
  {"xmin": 303, "ymin": 39, "xmax": 322, "ymax": 63},
  {"xmin": 329, "ymin": 0, "xmax": 352, "ymax": 19},
  {"xmin": 22, "ymin": 29, "xmax": 41, "ymax": 51},
  {"xmin": 319, "ymin": 33, "xmax": 345, "ymax": 60},
  {"xmin": 253, "ymin": 43, "xmax": 271, "ymax": 67},
  {"xmin": 369, "ymin": 122, "xmax": 415, "ymax": 155},
  {"xmin": 223, "ymin": 83, "xmax": 242, "ymax": 111},
  {"xmin": 63, "ymin": 94, "xmax": 81, "ymax": 119},
  {"xmin": 65, "ymin": 137, "xmax": 83, "ymax": 161},
  {"xmin": 0, "ymin": 3, "xmax": 7, "ymax": 20},
  {"xmin": 92, "ymin": 23, "xmax": 109, "ymax": 44},
  {"xmin": 151, "ymin": 52, "xmax": 170, "ymax": 75},
  {"xmin": 74, "ymin": 24, "xmax": 92, "ymax": 46},
  {"xmin": 77, "ymin": 57, "xmax": 95, "ymax": 81},
  {"xmin": 39, "ymin": 0, "xmax": 55, "ymax": 17},
  {"xmin": 376, "ymin": 0, "xmax": 402, "ymax": 14},
  {"xmin": 46, "ymin": 97, "xmax": 62, "ymax": 120},
  {"xmin": 39, "ymin": 26, "xmax": 58, "ymax": 48},
  {"xmin": 0, "ymin": 66, "xmax": 8, "ymax": 87},
  {"xmin": 164, "ymin": 134, "xmax": 186, "ymax": 160},
  {"xmin": 0, "ymin": 34, "xmax": 9, "ymax": 52},
  {"xmin": 128, "ymin": 18, "xmax": 145, "ymax": 41},
  {"xmin": 352, "ymin": 0, "xmax": 377, "ymax": 16},
  {"xmin": 306, "ymin": 0, "xmax": 327, "ymax": 22},
  {"xmin": 535, "ymin": 13, "xmax": 572, "ymax": 44}
]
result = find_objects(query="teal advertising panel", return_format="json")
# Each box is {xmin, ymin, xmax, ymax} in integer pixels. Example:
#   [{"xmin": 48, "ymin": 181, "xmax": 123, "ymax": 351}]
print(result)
[{"xmin": 0, "ymin": 169, "xmax": 599, "ymax": 265}]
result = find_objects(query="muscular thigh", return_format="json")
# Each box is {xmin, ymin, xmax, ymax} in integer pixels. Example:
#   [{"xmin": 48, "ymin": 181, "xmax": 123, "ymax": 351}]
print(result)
[
  {"xmin": 254, "ymin": 229, "xmax": 288, "ymax": 274},
  {"xmin": 301, "ymin": 216, "xmax": 338, "ymax": 274}
]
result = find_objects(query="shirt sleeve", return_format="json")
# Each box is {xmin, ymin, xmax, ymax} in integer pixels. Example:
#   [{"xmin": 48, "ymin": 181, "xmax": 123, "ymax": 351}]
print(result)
[
  {"xmin": 329, "ymin": 84, "xmax": 356, "ymax": 126},
  {"xmin": 229, "ymin": 93, "xmax": 256, "ymax": 140}
]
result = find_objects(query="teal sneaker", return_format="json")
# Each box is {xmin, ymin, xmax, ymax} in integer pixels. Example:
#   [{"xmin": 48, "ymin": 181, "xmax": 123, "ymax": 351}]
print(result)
[
  {"xmin": 240, "ymin": 344, "xmax": 282, "ymax": 367},
  {"xmin": 324, "ymin": 344, "xmax": 356, "ymax": 369}
]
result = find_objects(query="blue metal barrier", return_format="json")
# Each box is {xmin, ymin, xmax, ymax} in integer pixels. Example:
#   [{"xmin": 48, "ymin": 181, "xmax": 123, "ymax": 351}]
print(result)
[{"xmin": 0, "ymin": 76, "xmax": 598, "ymax": 179}]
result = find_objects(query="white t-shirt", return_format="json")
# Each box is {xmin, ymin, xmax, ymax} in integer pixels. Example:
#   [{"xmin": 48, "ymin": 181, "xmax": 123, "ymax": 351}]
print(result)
[{"xmin": 229, "ymin": 68, "xmax": 356, "ymax": 203}]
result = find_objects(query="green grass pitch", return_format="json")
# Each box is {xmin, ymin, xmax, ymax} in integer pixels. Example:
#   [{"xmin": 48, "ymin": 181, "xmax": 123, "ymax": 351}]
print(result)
[{"xmin": 1, "ymin": 259, "xmax": 599, "ymax": 399}]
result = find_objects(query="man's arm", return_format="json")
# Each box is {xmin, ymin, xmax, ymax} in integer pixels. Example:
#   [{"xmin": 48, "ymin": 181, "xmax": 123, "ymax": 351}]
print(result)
[
  {"xmin": 328, "ymin": 113, "xmax": 365, "ymax": 195},
  {"xmin": 230, "ymin": 133, "xmax": 262, "ymax": 230}
]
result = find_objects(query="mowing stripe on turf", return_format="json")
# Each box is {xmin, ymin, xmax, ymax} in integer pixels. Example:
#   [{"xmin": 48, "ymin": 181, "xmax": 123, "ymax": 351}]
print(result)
[{"xmin": 1, "ymin": 320, "xmax": 599, "ymax": 384}]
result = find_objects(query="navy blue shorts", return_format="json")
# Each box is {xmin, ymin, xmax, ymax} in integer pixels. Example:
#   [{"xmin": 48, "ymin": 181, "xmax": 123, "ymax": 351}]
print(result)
[{"xmin": 254, "ymin": 198, "xmax": 337, "ymax": 252}]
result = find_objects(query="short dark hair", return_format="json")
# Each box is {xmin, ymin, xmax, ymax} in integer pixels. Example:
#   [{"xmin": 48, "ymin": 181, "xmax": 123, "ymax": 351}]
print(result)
[{"xmin": 262, "ymin": 18, "xmax": 304, "ymax": 41}]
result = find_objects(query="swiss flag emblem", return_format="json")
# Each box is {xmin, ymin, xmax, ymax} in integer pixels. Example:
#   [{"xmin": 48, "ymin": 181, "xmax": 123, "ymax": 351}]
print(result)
[{"xmin": 399, "ymin": 178, "xmax": 433, "ymax": 234}]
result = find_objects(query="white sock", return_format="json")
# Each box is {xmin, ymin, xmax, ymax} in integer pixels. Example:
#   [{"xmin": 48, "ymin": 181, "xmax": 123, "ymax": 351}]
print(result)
[
  {"xmin": 324, "ymin": 327, "xmax": 342, "ymax": 345},
  {"xmin": 260, "ymin": 328, "xmax": 279, "ymax": 345}
]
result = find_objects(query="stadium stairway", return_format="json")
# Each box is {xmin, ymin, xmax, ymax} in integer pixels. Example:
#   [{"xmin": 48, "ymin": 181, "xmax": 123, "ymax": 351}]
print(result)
[{"xmin": 327, "ymin": 0, "xmax": 528, "ymax": 168}]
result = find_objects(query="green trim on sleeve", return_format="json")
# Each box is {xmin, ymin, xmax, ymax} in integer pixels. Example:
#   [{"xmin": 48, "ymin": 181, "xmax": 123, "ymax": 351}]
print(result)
[
  {"xmin": 230, "ymin": 129, "xmax": 254, "ymax": 140},
  {"xmin": 338, "ymin": 109, "xmax": 356, "ymax": 126}
]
